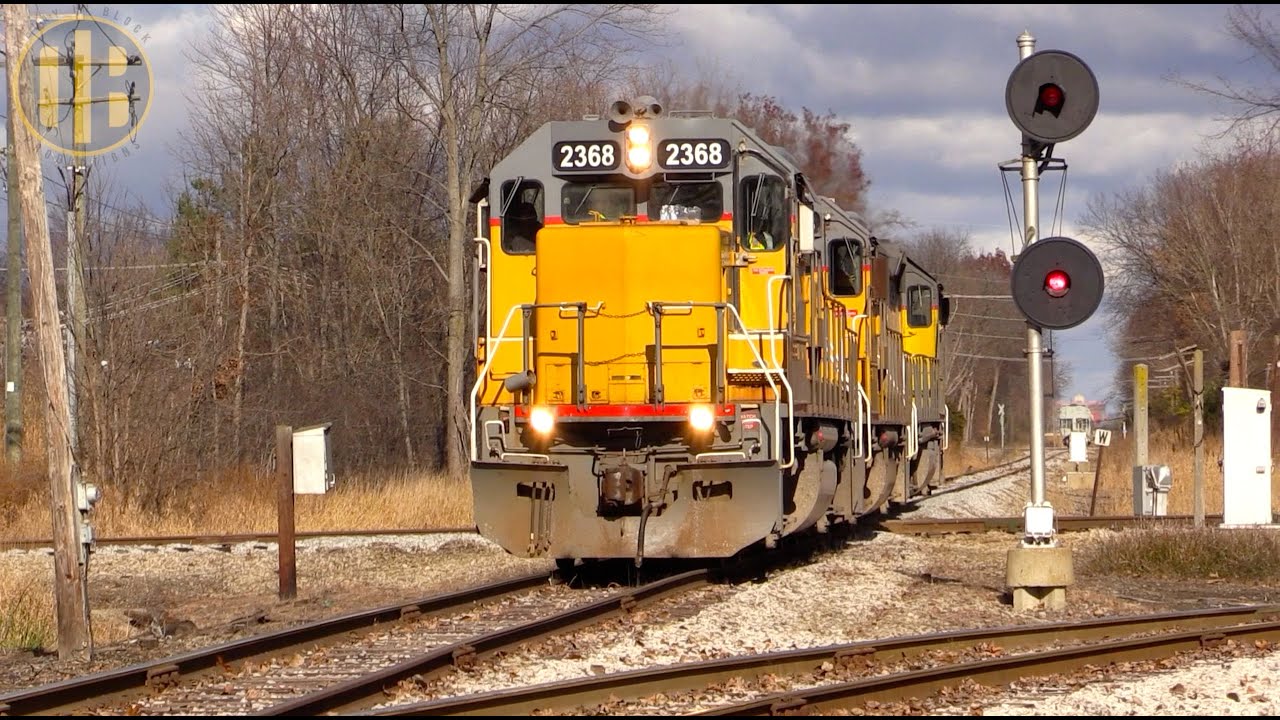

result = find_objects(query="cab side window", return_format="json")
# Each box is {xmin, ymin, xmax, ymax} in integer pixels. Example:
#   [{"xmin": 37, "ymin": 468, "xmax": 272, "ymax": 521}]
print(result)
[
  {"xmin": 828, "ymin": 239, "xmax": 862, "ymax": 296},
  {"xmin": 907, "ymin": 284, "xmax": 933, "ymax": 327},
  {"xmin": 501, "ymin": 180, "xmax": 544, "ymax": 254},
  {"xmin": 740, "ymin": 174, "xmax": 787, "ymax": 251}
]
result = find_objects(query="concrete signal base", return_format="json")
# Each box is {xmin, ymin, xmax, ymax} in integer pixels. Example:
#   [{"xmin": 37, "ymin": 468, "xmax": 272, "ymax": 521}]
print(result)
[{"xmin": 1006, "ymin": 544, "xmax": 1074, "ymax": 611}]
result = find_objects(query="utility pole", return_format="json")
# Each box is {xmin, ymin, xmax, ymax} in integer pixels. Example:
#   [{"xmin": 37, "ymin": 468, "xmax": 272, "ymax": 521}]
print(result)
[
  {"xmin": 5, "ymin": 3, "xmax": 93, "ymax": 660},
  {"xmin": 5, "ymin": 43, "xmax": 26, "ymax": 465},
  {"xmin": 32, "ymin": 16, "xmax": 141, "ymax": 464}
]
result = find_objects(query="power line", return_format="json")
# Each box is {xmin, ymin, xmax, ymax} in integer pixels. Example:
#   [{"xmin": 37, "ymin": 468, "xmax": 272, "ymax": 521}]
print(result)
[
  {"xmin": 955, "ymin": 311, "xmax": 1026, "ymax": 322},
  {"xmin": 961, "ymin": 331, "xmax": 1032, "ymax": 341},
  {"xmin": 937, "ymin": 272, "xmax": 1010, "ymax": 285},
  {"xmin": 954, "ymin": 352, "xmax": 1053, "ymax": 362}
]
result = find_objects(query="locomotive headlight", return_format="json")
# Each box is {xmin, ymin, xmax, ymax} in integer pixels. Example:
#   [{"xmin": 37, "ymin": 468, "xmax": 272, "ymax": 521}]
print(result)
[
  {"xmin": 529, "ymin": 406, "xmax": 556, "ymax": 435},
  {"xmin": 626, "ymin": 123, "xmax": 652, "ymax": 171},
  {"xmin": 688, "ymin": 404, "xmax": 715, "ymax": 433}
]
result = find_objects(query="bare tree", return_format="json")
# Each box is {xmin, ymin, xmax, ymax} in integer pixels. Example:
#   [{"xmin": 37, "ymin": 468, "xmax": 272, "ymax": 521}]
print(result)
[
  {"xmin": 380, "ymin": 4, "xmax": 667, "ymax": 477},
  {"xmin": 1086, "ymin": 129, "xmax": 1280, "ymax": 401},
  {"xmin": 1174, "ymin": 5, "xmax": 1280, "ymax": 136}
]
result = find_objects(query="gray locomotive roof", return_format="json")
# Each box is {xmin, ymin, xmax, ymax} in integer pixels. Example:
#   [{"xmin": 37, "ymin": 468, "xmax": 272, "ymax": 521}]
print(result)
[{"xmin": 487, "ymin": 111, "xmax": 871, "ymax": 233}]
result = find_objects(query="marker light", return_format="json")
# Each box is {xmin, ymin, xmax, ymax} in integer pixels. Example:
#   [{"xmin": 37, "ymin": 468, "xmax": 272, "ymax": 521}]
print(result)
[
  {"xmin": 529, "ymin": 406, "xmax": 555, "ymax": 435},
  {"xmin": 626, "ymin": 123, "xmax": 652, "ymax": 171},
  {"xmin": 688, "ymin": 404, "xmax": 715, "ymax": 433},
  {"xmin": 1045, "ymin": 269, "xmax": 1070, "ymax": 298}
]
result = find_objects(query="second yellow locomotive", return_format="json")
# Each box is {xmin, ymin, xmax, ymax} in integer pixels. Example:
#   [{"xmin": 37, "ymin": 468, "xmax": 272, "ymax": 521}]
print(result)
[{"xmin": 469, "ymin": 96, "xmax": 951, "ymax": 566}]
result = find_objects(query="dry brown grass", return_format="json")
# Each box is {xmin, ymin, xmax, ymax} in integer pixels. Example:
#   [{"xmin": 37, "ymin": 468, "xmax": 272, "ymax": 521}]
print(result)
[
  {"xmin": 1079, "ymin": 425, "xmax": 1280, "ymax": 580},
  {"xmin": 1087, "ymin": 426, "xmax": 1280, "ymax": 517},
  {"xmin": 1079, "ymin": 525, "xmax": 1280, "ymax": 580},
  {"xmin": 2, "ymin": 466, "xmax": 473, "ymax": 542},
  {"xmin": 0, "ymin": 566, "xmax": 51, "ymax": 651},
  {"xmin": 1, "ymin": 465, "xmax": 473, "ymax": 652}
]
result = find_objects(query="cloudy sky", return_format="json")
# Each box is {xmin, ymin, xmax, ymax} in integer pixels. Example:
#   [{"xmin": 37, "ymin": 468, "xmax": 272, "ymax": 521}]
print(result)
[{"xmin": 10, "ymin": 4, "xmax": 1273, "ymax": 414}]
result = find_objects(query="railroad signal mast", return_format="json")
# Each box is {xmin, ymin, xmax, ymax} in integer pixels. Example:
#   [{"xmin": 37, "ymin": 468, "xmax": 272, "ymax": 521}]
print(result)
[{"xmin": 1002, "ymin": 32, "xmax": 1103, "ymax": 612}]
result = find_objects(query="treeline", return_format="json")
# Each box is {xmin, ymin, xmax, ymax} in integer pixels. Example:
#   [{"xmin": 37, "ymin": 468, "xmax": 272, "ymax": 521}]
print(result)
[
  {"xmin": 17, "ymin": 4, "xmax": 872, "ymax": 504},
  {"xmin": 20, "ymin": 3, "xmax": 1276, "ymax": 503},
  {"xmin": 905, "ymin": 230, "xmax": 1072, "ymax": 446},
  {"xmin": 1080, "ymin": 5, "xmax": 1280, "ymax": 429}
]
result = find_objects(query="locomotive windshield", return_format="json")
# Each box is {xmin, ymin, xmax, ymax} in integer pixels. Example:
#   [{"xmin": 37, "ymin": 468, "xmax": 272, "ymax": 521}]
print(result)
[
  {"xmin": 650, "ymin": 180, "xmax": 722, "ymax": 222},
  {"xmin": 562, "ymin": 183, "xmax": 636, "ymax": 223}
]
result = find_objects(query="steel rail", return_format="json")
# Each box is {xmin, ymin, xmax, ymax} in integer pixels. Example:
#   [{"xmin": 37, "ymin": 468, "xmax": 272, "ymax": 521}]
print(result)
[
  {"xmin": 699, "ymin": 614, "xmax": 1280, "ymax": 715},
  {"xmin": 258, "ymin": 568, "xmax": 711, "ymax": 716},
  {"xmin": 881, "ymin": 513, "xmax": 1226, "ymax": 535},
  {"xmin": 356, "ymin": 604, "xmax": 1280, "ymax": 716},
  {"xmin": 0, "ymin": 571, "xmax": 550, "ymax": 716}
]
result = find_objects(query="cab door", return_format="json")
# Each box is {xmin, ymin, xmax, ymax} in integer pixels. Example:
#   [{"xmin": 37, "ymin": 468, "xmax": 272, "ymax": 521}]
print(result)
[{"xmin": 727, "ymin": 172, "xmax": 791, "ymax": 402}]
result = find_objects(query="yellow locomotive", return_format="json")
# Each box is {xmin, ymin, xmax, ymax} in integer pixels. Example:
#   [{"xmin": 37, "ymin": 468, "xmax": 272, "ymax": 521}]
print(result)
[{"xmin": 469, "ymin": 96, "xmax": 950, "ymax": 566}]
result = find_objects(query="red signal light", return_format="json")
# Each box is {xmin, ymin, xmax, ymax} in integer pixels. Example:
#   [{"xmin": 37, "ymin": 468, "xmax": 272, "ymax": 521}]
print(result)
[
  {"xmin": 1045, "ymin": 269, "xmax": 1070, "ymax": 298},
  {"xmin": 1039, "ymin": 83, "xmax": 1063, "ymax": 110}
]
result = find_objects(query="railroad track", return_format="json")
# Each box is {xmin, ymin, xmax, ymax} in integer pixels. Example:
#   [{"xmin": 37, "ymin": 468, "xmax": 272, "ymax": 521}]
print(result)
[
  {"xmin": 925, "ymin": 446, "xmax": 1069, "ymax": 500},
  {"xmin": 0, "ymin": 527, "xmax": 477, "ymax": 553},
  {"xmin": 0, "ymin": 567, "xmax": 712, "ymax": 716},
  {"xmin": 881, "ymin": 513, "xmax": 1226, "ymax": 536},
  {"xmin": 354, "ymin": 604, "xmax": 1280, "ymax": 716}
]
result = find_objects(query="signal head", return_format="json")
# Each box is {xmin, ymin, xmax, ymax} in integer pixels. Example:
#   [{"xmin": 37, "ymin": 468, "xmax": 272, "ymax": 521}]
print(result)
[
  {"xmin": 1010, "ymin": 236, "xmax": 1104, "ymax": 330},
  {"xmin": 1006, "ymin": 49, "xmax": 1099, "ymax": 144}
]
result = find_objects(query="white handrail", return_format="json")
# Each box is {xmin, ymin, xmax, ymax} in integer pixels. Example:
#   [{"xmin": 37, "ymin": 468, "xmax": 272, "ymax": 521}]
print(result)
[
  {"xmin": 858, "ymin": 384, "xmax": 872, "ymax": 462},
  {"xmin": 724, "ymin": 303, "xmax": 795, "ymax": 470},
  {"xmin": 765, "ymin": 274, "xmax": 790, "ymax": 369},
  {"xmin": 943, "ymin": 403, "xmax": 950, "ymax": 451},
  {"xmin": 469, "ymin": 304, "xmax": 524, "ymax": 462},
  {"xmin": 909, "ymin": 401, "xmax": 919, "ymax": 460}
]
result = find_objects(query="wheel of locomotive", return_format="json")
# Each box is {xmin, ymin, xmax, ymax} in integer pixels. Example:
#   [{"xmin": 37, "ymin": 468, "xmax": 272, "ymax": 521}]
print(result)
[
  {"xmin": 858, "ymin": 445, "xmax": 901, "ymax": 517},
  {"xmin": 908, "ymin": 438, "xmax": 942, "ymax": 497}
]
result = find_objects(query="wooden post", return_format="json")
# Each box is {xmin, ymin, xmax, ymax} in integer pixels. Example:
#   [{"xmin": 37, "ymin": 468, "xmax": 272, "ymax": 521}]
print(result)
[
  {"xmin": 5, "ymin": 3, "xmax": 92, "ymax": 660},
  {"xmin": 1270, "ymin": 335, "xmax": 1280, "ymax": 451},
  {"xmin": 1229, "ymin": 329, "xmax": 1247, "ymax": 387},
  {"xmin": 1088, "ymin": 442, "xmax": 1104, "ymax": 517},
  {"xmin": 1193, "ymin": 349, "xmax": 1205, "ymax": 529},
  {"xmin": 276, "ymin": 425, "xmax": 296, "ymax": 601},
  {"xmin": 1134, "ymin": 363, "xmax": 1148, "ymax": 467}
]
